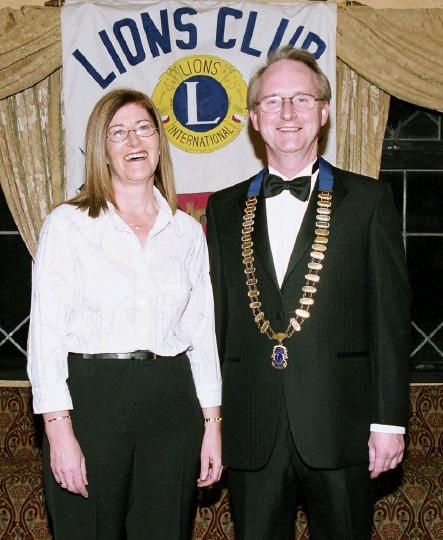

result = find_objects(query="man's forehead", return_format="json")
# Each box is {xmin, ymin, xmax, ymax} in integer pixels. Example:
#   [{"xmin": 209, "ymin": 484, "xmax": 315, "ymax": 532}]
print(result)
[
  {"xmin": 262, "ymin": 59, "xmax": 314, "ymax": 80},
  {"xmin": 259, "ymin": 60, "xmax": 318, "ymax": 93}
]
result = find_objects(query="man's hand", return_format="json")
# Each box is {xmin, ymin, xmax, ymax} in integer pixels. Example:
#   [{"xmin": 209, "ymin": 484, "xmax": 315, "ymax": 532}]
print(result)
[{"xmin": 368, "ymin": 432, "xmax": 404, "ymax": 479}]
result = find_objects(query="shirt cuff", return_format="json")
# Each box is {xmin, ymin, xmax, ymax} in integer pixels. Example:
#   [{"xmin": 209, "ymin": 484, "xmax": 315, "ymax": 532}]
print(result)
[
  {"xmin": 31, "ymin": 382, "xmax": 73, "ymax": 414},
  {"xmin": 195, "ymin": 383, "xmax": 222, "ymax": 409},
  {"xmin": 370, "ymin": 423, "xmax": 405, "ymax": 434}
]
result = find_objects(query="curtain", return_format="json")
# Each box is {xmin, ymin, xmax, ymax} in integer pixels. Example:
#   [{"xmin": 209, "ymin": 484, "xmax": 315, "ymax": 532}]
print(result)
[
  {"xmin": 337, "ymin": 7, "xmax": 443, "ymax": 112},
  {"xmin": 0, "ymin": 69, "xmax": 65, "ymax": 257},
  {"xmin": 336, "ymin": 59, "xmax": 390, "ymax": 177},
  {"xmin": 0, "ymin": 7, "xmax": 61, "ymax": 101}
]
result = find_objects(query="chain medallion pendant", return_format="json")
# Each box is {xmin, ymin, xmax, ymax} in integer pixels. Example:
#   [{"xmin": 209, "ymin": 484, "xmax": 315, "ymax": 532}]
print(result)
[{"xmin": 271, "ymin": 344, "xmax": 288, "ymax": 369}]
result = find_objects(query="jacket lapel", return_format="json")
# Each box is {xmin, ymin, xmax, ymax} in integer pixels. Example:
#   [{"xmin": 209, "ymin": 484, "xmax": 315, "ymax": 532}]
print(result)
[
  {"xmin": 281, "ymin": 167, "xmax": 348, "ymax": 289},
  {"xmin": 238, "ymin": 188, "xmax": 280, "ymax": 292},
  {"xmin": 281, "ymin": 180, "xmax": 319, "ymax": 289}
]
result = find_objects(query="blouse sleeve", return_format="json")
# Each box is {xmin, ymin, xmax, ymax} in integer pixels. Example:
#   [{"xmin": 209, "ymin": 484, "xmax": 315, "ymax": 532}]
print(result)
[
  {"xmin": 178, "ymin": 223, "xmax": 222, "ymax": 409},
  {"xmin": 27, "ymin": 209, "xmax": 75, "ymax": 414}
]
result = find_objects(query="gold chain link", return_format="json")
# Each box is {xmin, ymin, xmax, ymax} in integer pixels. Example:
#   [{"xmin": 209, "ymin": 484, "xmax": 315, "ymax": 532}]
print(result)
[{"xmin": 242, "ymin": 191, "xmax": 333, "ymax": 351}]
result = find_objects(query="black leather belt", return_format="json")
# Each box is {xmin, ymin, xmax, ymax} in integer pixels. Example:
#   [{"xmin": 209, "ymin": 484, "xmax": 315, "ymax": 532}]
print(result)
[{"xmin": 68, "ymin": 350, "xmax": 185, "ymax": 361}]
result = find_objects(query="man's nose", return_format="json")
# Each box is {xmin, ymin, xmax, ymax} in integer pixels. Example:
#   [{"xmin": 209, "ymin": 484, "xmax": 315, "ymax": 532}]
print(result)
[{"xmin": 280, "ymin": 99, "xmax": 296, "ymax": 119}]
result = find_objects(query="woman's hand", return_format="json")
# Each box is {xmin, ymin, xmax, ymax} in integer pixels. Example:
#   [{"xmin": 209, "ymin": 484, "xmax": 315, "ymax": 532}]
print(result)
[
  {"xmin": 43, "ymin": 412, "xmax": 89, "ymax": 498},
  {"xmin": 198, "ymin": 409, "xmax": 222, "ymax": 488}
]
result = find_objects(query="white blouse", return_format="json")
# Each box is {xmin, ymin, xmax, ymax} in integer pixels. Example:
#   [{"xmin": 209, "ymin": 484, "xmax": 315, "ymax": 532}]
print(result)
[{"xmin": 27, "ymin": 187, "xmax": 221, "ymax": 413}]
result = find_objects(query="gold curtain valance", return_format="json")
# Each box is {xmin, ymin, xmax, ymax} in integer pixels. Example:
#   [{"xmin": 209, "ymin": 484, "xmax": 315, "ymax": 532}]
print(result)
[
  {"xmin": 337, "ymin": 7, "xmax": 443, "ymax": 112},
  {"xmin": 1, "ymin": 5, "xmax": 442, "ymax": 111},
  {"xmin": 0, "ymin": 7, "xmax": 61, "ymax": 100}
]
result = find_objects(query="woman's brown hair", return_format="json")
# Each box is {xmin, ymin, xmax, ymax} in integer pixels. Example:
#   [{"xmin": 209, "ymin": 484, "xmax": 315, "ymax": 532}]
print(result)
[{"xmin": 68, "ymin": 88, "xmax": 178, "ymax": 217}]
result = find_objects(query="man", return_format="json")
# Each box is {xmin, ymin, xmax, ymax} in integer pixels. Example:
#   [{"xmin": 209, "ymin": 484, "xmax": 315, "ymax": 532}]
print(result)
[{"xmin": 206, "ymin": 46, "xmax": 410, "ymax": 540}]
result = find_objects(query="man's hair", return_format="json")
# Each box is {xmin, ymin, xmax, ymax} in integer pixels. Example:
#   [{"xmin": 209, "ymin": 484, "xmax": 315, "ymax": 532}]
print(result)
[
  {"xmin": 68, "ymin": 88, "xmax": 177, "ymax": 217},
  {"xmin": 247, "ymin": 46, "xmax": 332, "ymax": 110}
]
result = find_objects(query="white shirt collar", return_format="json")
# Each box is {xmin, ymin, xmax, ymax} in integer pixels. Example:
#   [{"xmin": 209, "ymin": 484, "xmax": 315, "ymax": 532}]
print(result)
[{"xmin": 268, "ymin": 158, "xmax": 317, "ymax": 181}]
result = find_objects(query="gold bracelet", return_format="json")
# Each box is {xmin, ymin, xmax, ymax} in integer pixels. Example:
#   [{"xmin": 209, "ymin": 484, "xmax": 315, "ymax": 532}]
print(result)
[
  {"xmin": 46, "ymin": 415, "xmax": 71, "ymax": 424},
  {"xmin": 204, "ymin": 416, "xmax": 222, "ymax": 424}
]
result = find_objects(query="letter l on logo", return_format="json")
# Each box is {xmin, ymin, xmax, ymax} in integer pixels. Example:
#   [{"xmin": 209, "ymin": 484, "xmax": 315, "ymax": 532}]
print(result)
[{"xmin": 185, "ymin": 82, "xmax": 220, "ymax": 125}]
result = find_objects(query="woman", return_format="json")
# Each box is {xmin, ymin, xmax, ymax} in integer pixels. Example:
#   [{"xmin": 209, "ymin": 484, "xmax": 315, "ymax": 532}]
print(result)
[{"xmin": 27, "ymin": 88, "xmax": 222, "ymax": 540}]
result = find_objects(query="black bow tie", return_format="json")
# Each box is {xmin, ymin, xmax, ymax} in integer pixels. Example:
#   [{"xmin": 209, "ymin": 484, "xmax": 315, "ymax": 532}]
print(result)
[{"xmin": 263, "ymin": 172, "xmax": 311, "ymax": 201}]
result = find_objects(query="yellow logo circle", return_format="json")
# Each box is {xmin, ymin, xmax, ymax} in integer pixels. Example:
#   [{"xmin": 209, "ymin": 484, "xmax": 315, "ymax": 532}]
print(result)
[{"xmin": 152, "ymin": 55, "xmax": 248, "ymax": 153}]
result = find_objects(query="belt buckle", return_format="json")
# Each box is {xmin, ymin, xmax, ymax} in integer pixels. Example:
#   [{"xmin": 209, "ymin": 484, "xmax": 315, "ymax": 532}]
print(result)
[{"xmin": 131, "ymin": 350, "xmax": 156, "ymax": 360}]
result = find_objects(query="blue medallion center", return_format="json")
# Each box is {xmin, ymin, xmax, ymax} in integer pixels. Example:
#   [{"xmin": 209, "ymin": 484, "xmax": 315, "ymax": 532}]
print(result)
[
  {"xmin": 273, "ymin": 346, "xmax": 286, "ymax": 366},
  {"xmin": 173, "ymin": 76, "xmax": 228, "ymax": 133}
]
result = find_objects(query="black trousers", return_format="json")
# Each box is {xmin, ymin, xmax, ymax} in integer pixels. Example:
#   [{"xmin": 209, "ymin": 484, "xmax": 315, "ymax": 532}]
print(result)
[
  {"xmin": 228, "ymin": 407, "xmax": 374, "ymax": 540},
  {"xmin": 43, "ymin": 353, "xmax": 203, "ymax": 540}
]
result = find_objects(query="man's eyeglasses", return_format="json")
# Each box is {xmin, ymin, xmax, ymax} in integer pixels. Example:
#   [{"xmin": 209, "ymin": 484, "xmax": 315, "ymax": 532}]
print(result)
[
  {"xmin": 107, "ymin": 124, "xmax": 158, "ymax": 143},
  {"xmin": 255, "ymin": 94, "xmax": 324, "ymax": 114}
]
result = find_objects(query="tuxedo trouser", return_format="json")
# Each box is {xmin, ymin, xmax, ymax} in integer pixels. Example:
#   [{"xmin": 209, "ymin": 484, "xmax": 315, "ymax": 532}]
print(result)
[
  {"xmin": 43, "ymin": 353, "xmax": 203, "ymax": 540},
  {"xmin": 228, "ymin": 407, "xmax": 374, "ymax": 540}
]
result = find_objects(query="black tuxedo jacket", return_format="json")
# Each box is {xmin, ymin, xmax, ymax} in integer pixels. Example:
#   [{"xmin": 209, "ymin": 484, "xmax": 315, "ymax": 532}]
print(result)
[{"xmin": 206, "ymin": 163, "xmax": 410, "ymax": 470}]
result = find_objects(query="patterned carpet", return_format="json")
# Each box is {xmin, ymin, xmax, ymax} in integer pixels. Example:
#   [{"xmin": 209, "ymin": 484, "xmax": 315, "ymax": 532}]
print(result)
[{"xmin": 1, "ymin": 384, "xmax": 442, "ymax": 539}]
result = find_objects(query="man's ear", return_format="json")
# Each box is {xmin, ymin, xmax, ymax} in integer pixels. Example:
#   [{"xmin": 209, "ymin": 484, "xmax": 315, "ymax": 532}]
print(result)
[
  {"xmin": 249, "ymin": 108, "xmax": 260, "ymax": 132},
  {"xmin": 320, "ymin": 101, "xmax": 330, "ymax": 127}
]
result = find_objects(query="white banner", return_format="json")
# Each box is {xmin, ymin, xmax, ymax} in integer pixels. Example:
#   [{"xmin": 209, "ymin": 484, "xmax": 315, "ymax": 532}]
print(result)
[{"xmin": 62, "ymin": 0, "xmax": 336, "ymax": 196}]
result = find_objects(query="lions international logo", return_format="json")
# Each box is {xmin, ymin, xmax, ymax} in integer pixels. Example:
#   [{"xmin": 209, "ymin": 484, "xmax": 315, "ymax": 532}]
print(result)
[{"xmin": 152, "ymin": 55, "xmax": 248, "ymax": 153}]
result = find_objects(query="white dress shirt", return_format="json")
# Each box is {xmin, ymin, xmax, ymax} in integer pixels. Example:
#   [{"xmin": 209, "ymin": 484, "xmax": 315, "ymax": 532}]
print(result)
[
  {"xmin": 266, "ymin": 162, "xmax": 318, "ymax": 288},
  {"xmin": 265, "ymin": 161, "xmax": 404, "ymax": 435},
  {"xmin": 27, "ymin": 187, "xmax": 221, "ymax": 413}
]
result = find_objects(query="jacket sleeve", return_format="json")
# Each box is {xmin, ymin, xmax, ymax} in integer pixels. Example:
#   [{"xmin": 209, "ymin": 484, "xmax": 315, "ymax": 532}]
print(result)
[
  {"xmin": 368, "ymin": 182, "xmax": 411, "ymax": 427},
  {"xmin": 206, "ymin": 195, "xmax": 227, "ymax": 364}
]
